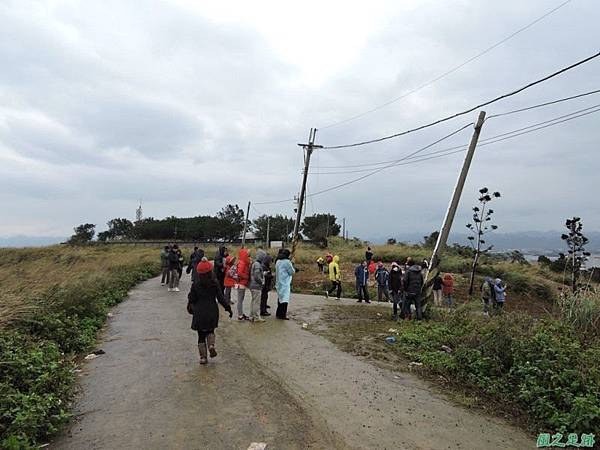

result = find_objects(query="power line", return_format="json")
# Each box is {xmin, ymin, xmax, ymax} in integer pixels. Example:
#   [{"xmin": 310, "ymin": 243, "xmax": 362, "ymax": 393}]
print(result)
[
  {"xmin": 486, "ymin": 88, "xmax": 600, "ymax": 119},
  {"xmin": 314, "ymin": 101, "xmax": 600, "ymax": 171},
  {"xmin": 320, "ymin": 0, "xmax": 575, "ymax": 130},
  {"xmin": 321, "ymin": 50, "xmax": 600, "ymax": 149},
  {"xmin": 311, "ymin": 105, "xmax": 600, "ymax": 175}
]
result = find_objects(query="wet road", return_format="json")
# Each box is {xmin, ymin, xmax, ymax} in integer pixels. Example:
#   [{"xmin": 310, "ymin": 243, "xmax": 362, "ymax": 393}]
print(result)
[{"xmin": 52, "ymin": 275, "xmax": 534, "ymax": 449}]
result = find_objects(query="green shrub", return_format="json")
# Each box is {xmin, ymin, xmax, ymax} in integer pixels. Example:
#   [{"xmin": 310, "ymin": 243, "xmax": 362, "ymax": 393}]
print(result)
[{"xmin": 386, "ymin": 311, "xmax": 600, "ymax": 434}]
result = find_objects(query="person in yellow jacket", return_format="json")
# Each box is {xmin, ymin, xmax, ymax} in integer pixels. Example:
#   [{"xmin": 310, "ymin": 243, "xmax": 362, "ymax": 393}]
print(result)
[{"xmin": 325, "ymin": 255, "xmax": 342, "ymax": 299}]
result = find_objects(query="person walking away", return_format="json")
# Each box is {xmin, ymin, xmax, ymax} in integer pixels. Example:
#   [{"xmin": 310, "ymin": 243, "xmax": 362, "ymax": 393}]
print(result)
[
  {"xmin": 481, "ymin": 277, "xmax": 495, "ymax": 316},
  {"xmin": 188, "ymin": 258, "xmax": 233, "ymax": 365},
  {"xmin": 403, "ymin": 262, "xmax": 424, "ymax": 320},
  {"xmin": 355, "ymin": 261, "xmax": 370, "ymax": 303},
  {"xmin": 186, "ymin": 246, "xmax": 205, "ymax": 282},
  {"xmin": 493, "ymin": 278, "xmax": 507, "ymax": 313},
  {"xmin": 174, "ymin": 245, "xmax": 184, "ymax": 279},
  {"xmin": 365, "ymin": 247, "xmax": 373, "ymax": 263},
  {"xmin": 167, "ymin": 246, "xmax": 181, "ymax": 292},
  {"xmin": 249, "ymin": 249, "xmax": 266, "ymax": 322},
  {"xmin": 236, "ymin": 248, "xmax": 252, "ymax": 321},
  {"xmin": 368, "ymin": 260, "xmax": 376, "ymax": 277},
  {"xmin": 223, "ymin": 255, "xmax": 238, "ymax": 306},
  {"xmin": 316, "ymin": 256, "xmax": 325, "ymax": 273},
  {"xmin": 325, "ymin": 255, "xmax": 342, "ymax": 299},
  {"xmin": 214, "ymin": 246, "xmax": 227, "ymax": 293},
  {"xmin": 389, "ymin": 262, "xmax": 404, "ymax": 320},
  {"xmin": 160, "ymin": 246, "xmax": 170, "ymax": 286},
  {"xmin": 442, "ymin": 273, "xmax": 454, "ymax": 310},
  {"xmin": 432, "ymin": 274, "xmax": 443, "ymax": 307},
  {"xmin": 375, "ymin": 261, "xmax": 390, "ymax": 302},
  {"xmin": 260, "ymin": 255, "xmax": 273, "ymax": 316},
  {"xmin": 275, "ymin": 249, "xmax": 296, "ymax": 319}
]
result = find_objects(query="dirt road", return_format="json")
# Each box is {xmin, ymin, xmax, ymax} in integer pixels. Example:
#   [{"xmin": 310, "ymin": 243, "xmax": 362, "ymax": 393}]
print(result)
[{"xmin": 53, "ymin": 275, "xmax": 534, "ymax": 450}]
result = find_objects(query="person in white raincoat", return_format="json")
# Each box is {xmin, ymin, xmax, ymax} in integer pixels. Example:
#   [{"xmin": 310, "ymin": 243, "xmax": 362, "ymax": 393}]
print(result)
[{"xmin": 275, "ymin": 248, "xmax": 295, "ymax": 320}]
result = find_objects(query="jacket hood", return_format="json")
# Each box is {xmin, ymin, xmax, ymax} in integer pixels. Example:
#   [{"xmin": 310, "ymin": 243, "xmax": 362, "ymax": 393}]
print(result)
[
  {"xmin": 263, "ymin": 255, "xmax": 272, "ymax": 266},
  {"xmin": 408, "ymin": 264, "xmax": 422, "ymax": 272},
  {"xmin": 218, "ymin": 245, "xmax": 226, "ymax": 255},
  {"xmin": 484, "ymin": 276, "xmax": 492, "ymax": 283},
  {"xmin": 443, "ymin": 274, "xmax": 453, "ymax": 280},
  {"xmin": 333, "ymin": 255, "xmax": 340, "ymax": 263},
  {"xmin": 495, "ymin": 278, "xmax": 502, "ymax": 285},
  {"xmin": 255, "ymin": 249, "xmax": 266, "ymax": 263},
  {"xmin": 239, "ymin": 248, "xmax": 250, "ymax": 262}
]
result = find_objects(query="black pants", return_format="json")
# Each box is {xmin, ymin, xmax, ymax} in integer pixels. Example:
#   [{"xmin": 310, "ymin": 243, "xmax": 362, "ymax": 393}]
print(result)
[
  {"xmin": 216, "ymin": 272, "xmax": 225, "ymax": 293},
  {"xmin": 260, "ymin": 287, "xmax": 270, "ymax": 314},
  {"xmin": 197, "ymin": 329, "xmax": 213, "ymax": 344},
  {"xmin": 276, "ymin": 300, "xmax": 288, "ymax": 319},
  {"xmin": 328, "ymin": 281, "xmax": 342, "ymax": 299},
  {"xmin": 403, "ymin": 292, "xmax": 423, "ymax": 320},
  {"xmin": 391, "ymin": 289, "xmax": 403, "ymax": 315},
  {"xmin": 356, "ymin": 283, "xmax": 370, "ymax": 302}
]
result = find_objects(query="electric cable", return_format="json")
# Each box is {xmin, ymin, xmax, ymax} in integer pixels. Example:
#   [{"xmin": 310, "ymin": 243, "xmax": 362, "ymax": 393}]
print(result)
[
  {"xmin": 321, "ymin": 50, "xmax": 600, "ymax": 149},
  {"xmin": 320, "ymin": 0, "xmax": 575, "ymax": 130}
]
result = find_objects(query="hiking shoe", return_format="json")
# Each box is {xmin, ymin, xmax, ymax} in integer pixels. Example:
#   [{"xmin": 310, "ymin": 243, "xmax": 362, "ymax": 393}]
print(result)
[
  {"xmin": 174, "ymin": 287, "xmax": 180, "ymax": 292},
  {"xmin": 324, "ymin": 291, "xmax": 329, "ymax": 299},
  {"xmin": 238, "ymin": 315, "xmax": 250, "ymax": 321},
  {"xmin": 356, "ymin": 300, "xmax": 363, "ymax": 303},
  {"xmin": 252, "ymin": 317, "xmax": 266, "ymax": 323},
  {"xmin": 365, "ymin": 300, "xmax": 371, "ymax": 304},
  {"xmin": 260, "ymin": 312, "xmax": 271, "ymax": 317},
  {"xmin": 167, "ymin": 288, "xmax": 173, "ymax": 292}
]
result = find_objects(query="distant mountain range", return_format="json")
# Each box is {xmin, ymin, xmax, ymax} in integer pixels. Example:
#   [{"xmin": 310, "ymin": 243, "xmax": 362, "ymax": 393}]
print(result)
[
  {"xmin": 368, "ymin": 231, "xmax": 600, "ymax": 254},
  {"xmin": 0, "ymin": 236, "xmax": 66, "ymax": 248}
]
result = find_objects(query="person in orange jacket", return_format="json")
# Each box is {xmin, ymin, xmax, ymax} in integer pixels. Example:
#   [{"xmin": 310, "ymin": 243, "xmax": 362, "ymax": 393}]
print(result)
[
  {"xmin": 442, "ymin": 273, "xmax": 454, "ymax": 309},
  {"xmin": 236, "ymin": 248, "xmax": 252, "ymax": 320}
]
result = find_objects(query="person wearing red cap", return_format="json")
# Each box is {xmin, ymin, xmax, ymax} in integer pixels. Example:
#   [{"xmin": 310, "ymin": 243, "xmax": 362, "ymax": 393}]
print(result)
[{"xmin": 188, "ymin": 258, "xmax": 233, "ymax": 365}]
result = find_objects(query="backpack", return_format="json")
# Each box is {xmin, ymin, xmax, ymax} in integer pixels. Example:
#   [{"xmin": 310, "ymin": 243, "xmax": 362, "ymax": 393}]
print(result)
[{"xmin": 228, "ymin": 263, "xmax": 239, "ymax": 281}]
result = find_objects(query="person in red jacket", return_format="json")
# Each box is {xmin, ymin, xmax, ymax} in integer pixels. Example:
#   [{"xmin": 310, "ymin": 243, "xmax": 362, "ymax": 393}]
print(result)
[
  {"xmin": 236, "ymin": 248, "xmax": 252, "ymax": 321},
  {"xmin": 223, "ymin": 255, "xmax": 237, "ymax": 306},
  {"xmin": 442, "ymin": 273, "xmax": 454, "ymax": 309}
]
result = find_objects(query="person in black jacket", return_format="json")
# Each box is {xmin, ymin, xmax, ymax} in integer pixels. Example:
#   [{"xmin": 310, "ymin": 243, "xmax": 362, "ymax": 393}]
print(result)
[
  {"xmin": 365, "ymin": 247, "xmax": 374, "ymax": 263},
  {"xmin": 432, "ymin": 274, "xmax": 443, "ymax": 307},
  {"xmin": 186, "ymin": 246, "xmax": 205, "ymax": 282},
  {"xmin": 188, "ymin": 258, "xmax": 233, "ymax": 365},
  {"xmin": 403, "ymin": 262, "xmax": 424, "ymax": 320},
  {"xmin": 389, "ymin": 262, "xmax": 404, "ymax": 320},
  {"xmin": 213, "ymin": 246, "xmax": 227, "ymax": 293},
  {"xmin": 260, "ymin": 255, "xmax": 273, "ymax": 316},
  {"xmin": 167, "ymin": 245, "xmax": 181, "ymax": 292}
]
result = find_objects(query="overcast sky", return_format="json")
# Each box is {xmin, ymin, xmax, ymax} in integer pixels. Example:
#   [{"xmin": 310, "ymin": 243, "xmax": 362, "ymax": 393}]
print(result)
[{"xmin": 1, "ymin": 0, "xmax": 599, "ymax": 241}]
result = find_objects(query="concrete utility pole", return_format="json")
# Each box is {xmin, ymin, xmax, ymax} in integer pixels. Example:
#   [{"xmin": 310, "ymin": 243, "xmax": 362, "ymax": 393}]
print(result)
[
  {"xmin": 291, "ymin": 128, "xmax": 322, "ymax": 258},
  {"xmin": 427, "ymin": 111, "xmax": 487, "ymax": 283},
  {"xmin": 266, "ymin": 216, "xmax": 271, "ymax": 249},
  {"xmin": 241, "ymin": 201, "xmax": 251, "ymax": 247}
]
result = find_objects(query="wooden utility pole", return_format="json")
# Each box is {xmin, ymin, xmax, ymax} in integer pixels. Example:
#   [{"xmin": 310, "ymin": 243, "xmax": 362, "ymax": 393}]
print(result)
[
  {"xmin": 266, "ymin": 216, "xmax": 271, "ymax": 249},
  {"xmin": 291, "ymin": 128, "xmax": 322, "ymax": 258},
  {"xmin": 342, "ymin": 218, "xmax": 346, "ymax": 241},
  {"xmin": 426, "ymin": 111, "xmax": 487, "ymax": 284},
  {"xmin": 241, "ymin": 201, "xmax": 251, "ymax": 247}
]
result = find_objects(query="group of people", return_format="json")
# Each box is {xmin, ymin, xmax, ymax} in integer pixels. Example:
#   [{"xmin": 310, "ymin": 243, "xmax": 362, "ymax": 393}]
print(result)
[
  {"xmin": 161, "ymin": 245, "xmax": 297, "ymax": 365},
  {"xmin": 319, "ymin": 246, "xmax": 509, "ymax": 320}
]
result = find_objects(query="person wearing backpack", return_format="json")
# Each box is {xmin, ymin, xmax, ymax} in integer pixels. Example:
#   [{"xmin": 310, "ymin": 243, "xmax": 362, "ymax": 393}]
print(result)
[
  {"xmin": 223, "ymin": 255, "xmax": 237, "ymax": 306},
  {"xmin": 374, "ymin": 261, "xmax": 390, "ymax": 302},
  {"xmin": 248, "ymin": 249, "xmax": 266, "ymax": 322},
  {"xmin": 403, "ymin": 261, "xmax": 424, "ymax": 320},
  {"xmin": 481, "ymin": 276, "xmax": 495, "ymax": 316},
  {"xmin": 167, "ymin": 245, "xmax": 181, "ymax": 292},
  {"xmin": 236, "ymin": 248, "xmax": 252, "ymax": 321},
  {"xmin": 442, "ymin": 273, "xmax": 454, "ymax": 309}
]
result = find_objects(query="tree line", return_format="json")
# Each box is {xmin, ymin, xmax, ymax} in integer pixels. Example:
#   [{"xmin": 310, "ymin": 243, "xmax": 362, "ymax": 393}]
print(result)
[{"xmin": 68, "ymin": 206, "xmax": 342, "ymax": 245}]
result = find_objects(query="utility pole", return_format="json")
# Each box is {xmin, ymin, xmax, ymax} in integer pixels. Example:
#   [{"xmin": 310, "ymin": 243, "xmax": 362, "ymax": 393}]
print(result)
[
  {"xmin": 241, "ymin": 201, "xmax": 251, "ymax": 248},
  {"xmin": 291, "ymin": 128, "xmax": 322, "ymax": 258},
  {"xmin": 266, "ymin": 216, "xmax": 271, "ymax": 249},
  {"xmin": 426, "ymin": 111, "xmax": 487, "ymax": 285},
  {"xmin": 342, "ymin": 218, "xmax": 346, "ymax": 241}
]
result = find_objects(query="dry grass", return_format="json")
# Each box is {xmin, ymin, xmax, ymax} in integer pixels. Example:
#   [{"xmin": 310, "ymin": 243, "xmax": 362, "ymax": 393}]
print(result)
[{"xmin": 0, "ymin": 245, "xmax": 167, "ymax": 328}]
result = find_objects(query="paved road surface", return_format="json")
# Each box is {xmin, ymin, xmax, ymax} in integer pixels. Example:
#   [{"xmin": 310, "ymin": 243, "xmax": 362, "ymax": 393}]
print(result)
[{"xmin": 52, "ymin": 275, "xmax": 534, "ymax": 450}]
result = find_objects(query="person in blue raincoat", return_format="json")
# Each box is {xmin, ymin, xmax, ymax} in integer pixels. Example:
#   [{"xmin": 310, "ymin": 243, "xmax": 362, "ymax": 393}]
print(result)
[{"xmin": 275, "ymin": 248, "xmax": 296, "ymax": 320}]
